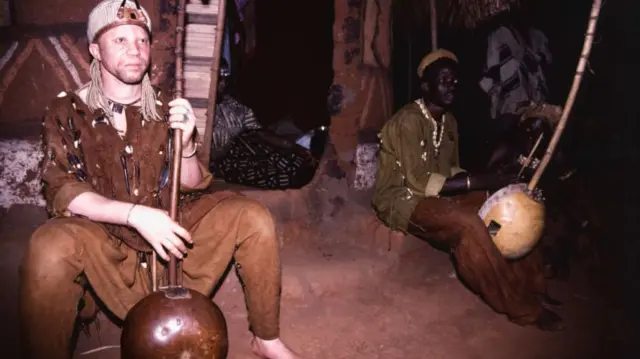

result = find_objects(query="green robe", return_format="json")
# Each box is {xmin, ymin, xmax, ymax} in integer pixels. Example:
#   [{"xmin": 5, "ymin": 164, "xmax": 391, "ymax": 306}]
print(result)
[{"xmin": 372, "ymin": 102, "xmax": 466, "ymax": 232}]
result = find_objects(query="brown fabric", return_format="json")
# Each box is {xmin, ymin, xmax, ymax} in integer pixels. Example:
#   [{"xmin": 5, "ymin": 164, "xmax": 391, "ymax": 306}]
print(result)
[
  {"xmin": 19, "ymin": 195, "xmax": 282, "ymax": 359},
  {"xmin": 407, "ymin": 191, "xmax": 545, "ymax": 325},
  {"xmin": 40, "ymin": 91, "xmax": 216, "ymax": 252}
]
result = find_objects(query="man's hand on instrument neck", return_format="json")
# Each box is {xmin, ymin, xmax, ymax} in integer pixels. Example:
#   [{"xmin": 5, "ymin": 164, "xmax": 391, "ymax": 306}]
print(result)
[
  {"xmin": 127, "ymin": 204, "xmax": 192, "ymax": 261},
  {"xmin": 168, "ymin": 98, "xmax": 203, "ymax": 187},
  {"xmin": 66, "ymin": 194, "xmax": 192, "ymax": 262}
]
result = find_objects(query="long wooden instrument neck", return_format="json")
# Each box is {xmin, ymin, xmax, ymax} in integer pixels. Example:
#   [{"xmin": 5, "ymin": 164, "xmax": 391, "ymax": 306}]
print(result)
[
  {"xmin": 167, "ymin": 0, "xmax": 188, "ymax": 288},
  {"xmin": 526, "ymin": 0, "xmax": 602, "ymax": 191}
]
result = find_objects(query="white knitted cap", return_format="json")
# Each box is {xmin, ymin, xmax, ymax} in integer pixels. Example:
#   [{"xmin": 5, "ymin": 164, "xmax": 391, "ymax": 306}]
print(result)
[{"xmin": 87, "ymin": 0, "xmax": 152, "ymax": 43}]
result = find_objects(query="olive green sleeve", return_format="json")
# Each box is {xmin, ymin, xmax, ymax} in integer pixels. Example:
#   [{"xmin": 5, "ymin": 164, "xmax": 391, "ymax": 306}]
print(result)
[
  {"xmin": 449, "ymin": 132, "xmax": 466, "ymax": 176},
  {"xmin": 384, "ymin": 111, "xmax": 446, "ymax": 197}
]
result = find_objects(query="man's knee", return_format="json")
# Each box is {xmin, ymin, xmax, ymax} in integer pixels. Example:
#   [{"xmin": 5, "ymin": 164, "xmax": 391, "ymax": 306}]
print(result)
[
  {"xmin": 240, "ymin": 199, "xmax": 277, "ymax": 239},
  {"xmin": 22, "ymin": 218, "xmax": 83, "ymax": 279}
]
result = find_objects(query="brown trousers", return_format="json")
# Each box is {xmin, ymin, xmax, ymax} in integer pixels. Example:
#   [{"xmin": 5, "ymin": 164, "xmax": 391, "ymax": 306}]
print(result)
[
  {"xmin": 408, "ymin": 191, "xmax": 545, "ymax": 325},
  {"xmin": 19, "ymin": 196, "xmax": 282, "ymax": 359}
]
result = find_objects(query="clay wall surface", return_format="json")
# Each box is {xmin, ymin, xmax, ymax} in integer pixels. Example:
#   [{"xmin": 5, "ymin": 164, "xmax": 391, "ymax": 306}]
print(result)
[
  {"xmin": 12, "ymin": 0, "xmax": 161, "ymax": 26},
  {"xmin": 329, "ymin": 0, "xmax": 393, "ymax": 190},
  {"xmin": 0, "ymin": 0, "xmax": 174, "ymax": 136}
]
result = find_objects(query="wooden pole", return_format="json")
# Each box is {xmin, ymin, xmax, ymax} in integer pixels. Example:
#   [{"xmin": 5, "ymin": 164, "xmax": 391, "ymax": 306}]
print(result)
[
  {"xmin": 201, "ymin": 0, "xmax": 228, "ymax": 165},
  {"xmin": 527, "ymin": 0, "xmax": 602, "ymax": 190},
  {"xmin": 165, "ymin": 0, "xmax": 189, "ymax": 288},
  {"xmin": 430, "ymin": 0, "xmax": 437, "ymax": 50},
  {"xmin": 408, "ymin": 38, "xmax": 412, "ymax": 101}
]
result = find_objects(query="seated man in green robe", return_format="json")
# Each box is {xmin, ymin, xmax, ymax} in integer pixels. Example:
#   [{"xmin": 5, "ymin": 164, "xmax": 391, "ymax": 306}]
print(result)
[{"xmin": 372, "ymin": 49, "xmax": 564, "ymax": 331}]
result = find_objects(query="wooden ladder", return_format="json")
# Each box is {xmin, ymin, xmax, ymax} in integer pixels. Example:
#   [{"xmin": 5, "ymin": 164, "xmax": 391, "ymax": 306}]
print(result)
[{"xmin": 183, "ymin": 0, "xmax": 225, "ymax": 162}]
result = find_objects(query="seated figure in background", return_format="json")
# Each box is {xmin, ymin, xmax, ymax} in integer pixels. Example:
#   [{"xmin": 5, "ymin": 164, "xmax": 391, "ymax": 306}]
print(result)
[
  {"xmin": 210, "ymin": 58, "xmax": 262, "ymax": 160},
  {"xmin": 209, "ymin": 60, "xmax": 319, "ymax": 189},
  {"xmin": 372, "ymin": 49, "xmax": 565, "ymax": 331}
]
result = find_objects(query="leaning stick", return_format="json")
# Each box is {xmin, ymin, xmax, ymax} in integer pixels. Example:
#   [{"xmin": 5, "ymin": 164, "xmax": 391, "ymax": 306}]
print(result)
[
  {"xmin": 527, "ymin": 0, "xmax": 602, "ymax": 191},
  {"xmin": 202, "ymin": 0, "xmax": 229, "ymax": 164},
  {"xmin": 430, "ymin": 0, "xmax": 438, "ymax": 49}
]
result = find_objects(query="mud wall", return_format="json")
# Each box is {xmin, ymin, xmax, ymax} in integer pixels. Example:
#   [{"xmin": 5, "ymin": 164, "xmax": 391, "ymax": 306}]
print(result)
[
  {"xmin": 329, "ymin": 0, "xmax": 393, "ymax": 190},
  {"xmin": 12, "ymin": 0, "xmax": 161, "ymax": 26},
  {"xmin": 0, "ymin": 0, "xmax": 175, "ymax": 134}
]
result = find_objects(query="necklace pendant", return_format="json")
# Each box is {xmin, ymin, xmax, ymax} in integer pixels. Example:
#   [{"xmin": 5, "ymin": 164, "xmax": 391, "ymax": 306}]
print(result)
[{"xmin": 111, "ymin": 102, "xmax": 125, "ymax": 114}]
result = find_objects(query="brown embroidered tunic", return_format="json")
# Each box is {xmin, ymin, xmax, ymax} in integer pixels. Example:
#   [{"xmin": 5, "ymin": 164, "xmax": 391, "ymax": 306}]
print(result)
[{"xmin": 40, "ymin": 89, "xmax": 230, "ymax": 252}]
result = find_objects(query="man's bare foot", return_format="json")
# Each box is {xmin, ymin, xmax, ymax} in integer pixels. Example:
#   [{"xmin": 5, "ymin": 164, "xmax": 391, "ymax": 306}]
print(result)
[{"xmin": 251, "ymin": 337, "xmax": 302, "ymax": 359}]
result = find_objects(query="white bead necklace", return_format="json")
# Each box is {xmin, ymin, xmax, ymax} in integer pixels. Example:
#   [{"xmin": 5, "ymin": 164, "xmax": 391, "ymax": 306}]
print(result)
[{"xmin": 415, "ymin": 99, "xmax": 446, "ymax": 157}]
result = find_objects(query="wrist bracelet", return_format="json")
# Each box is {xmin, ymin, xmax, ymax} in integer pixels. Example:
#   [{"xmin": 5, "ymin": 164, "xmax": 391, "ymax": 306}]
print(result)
[
  {"xmin": 182, "ymin": 143, "xmax": 198, "ymax": 158},
  {"xmin": 466, "ymin": 175, "xmax": 471, "ymax": 190},
  {"xmin": 126, "ymin": 204, "xmax": 136, "ymax": 226}
]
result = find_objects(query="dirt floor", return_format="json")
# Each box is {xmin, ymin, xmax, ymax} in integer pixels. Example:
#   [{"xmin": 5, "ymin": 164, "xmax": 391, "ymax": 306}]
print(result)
[
  {"xmin": 0, "ymin": 124, "xmax": 632, "ymax": 359},
  {"xmin": 0, "ymin": 189, "xmax": 631, "ymax": 359}
]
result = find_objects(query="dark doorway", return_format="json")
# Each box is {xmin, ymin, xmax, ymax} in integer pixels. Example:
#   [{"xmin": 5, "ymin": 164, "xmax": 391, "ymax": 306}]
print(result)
[
  {"xmin": 233, "ymin": 0, "xmax": 334, "ymax": 134},
  {"xmin": 209, "ymin": 0, "xmax": 334, "ymax": 189}
]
